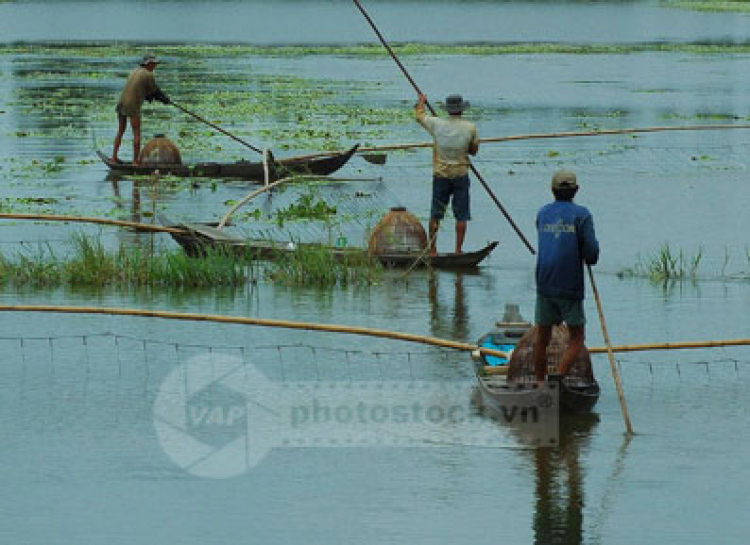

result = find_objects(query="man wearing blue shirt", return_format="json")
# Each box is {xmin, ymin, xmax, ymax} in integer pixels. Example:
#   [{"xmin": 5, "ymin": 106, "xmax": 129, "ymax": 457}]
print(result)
[{"xmin": 533, "ymin": 170, "xmax": 599, "ymax": 382}]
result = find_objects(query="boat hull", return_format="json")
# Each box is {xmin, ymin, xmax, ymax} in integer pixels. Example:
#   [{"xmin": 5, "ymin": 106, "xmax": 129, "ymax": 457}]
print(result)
[
  {"xmin": 97, "ymin": 145, "xmax": 359, "ymax": 181},
  {"xmin": 167, "ymin": 221, "xmax": 497, "ymax": 269},
  {"xmin": 474, "ymin": 308, "xmax": 600, "ymax": 415}
]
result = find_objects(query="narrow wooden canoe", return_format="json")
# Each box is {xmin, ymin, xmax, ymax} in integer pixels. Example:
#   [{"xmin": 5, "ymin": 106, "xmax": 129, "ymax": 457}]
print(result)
[
  {"xmin": 474, "ymin": 307, "xmax": 600, "ymax": 415},
  {"xmin": 97, "ymin": 145, "xmax": 359, "ymax": 181},
  {"xmin": 166, "ymin": 221, "xmax": 498, "ymax": 269}
]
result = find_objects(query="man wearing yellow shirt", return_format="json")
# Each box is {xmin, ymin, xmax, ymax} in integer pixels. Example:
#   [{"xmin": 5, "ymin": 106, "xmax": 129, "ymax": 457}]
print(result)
[
  {"xmin": 415, "ymin": 93, "xmax": 479, "ymax": 255},
  {"xmin": 111, "ymin": 53, "xmax": 170, "ymax": 165}
]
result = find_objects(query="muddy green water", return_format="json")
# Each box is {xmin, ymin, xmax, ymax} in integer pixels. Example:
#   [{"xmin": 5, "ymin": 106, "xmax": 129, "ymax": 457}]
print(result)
[{"xmin": 1, "ymin": 2, "xmax": 750, "ymax": 544}]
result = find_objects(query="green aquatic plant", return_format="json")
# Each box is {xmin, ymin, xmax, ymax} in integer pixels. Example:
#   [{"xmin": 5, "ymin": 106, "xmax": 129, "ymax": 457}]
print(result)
[
  {"xmin": 0, "ymin": 234, "xmax": 254, "ymax": 288},
  {"xmin": 267, "ymin": 242, "xmax": 382, "ymax": 287},
  {"xmin": 664, "ymin": 0, "xmax": 750, "ymax": 13},
  {"xmin": 273, "ymin": 193, "xmax": 338, "ymax": 227},
  {"xmin": 619, "ymin": 243, "xmax": 703, "ymax": 282}
]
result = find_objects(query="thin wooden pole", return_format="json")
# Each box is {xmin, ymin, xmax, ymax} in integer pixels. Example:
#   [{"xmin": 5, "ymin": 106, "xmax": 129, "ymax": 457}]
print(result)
[
  {"xmin": 351, "ymin": 0, "xmax": 536, "ymax": 256},
  {"xmin": 587, "ymin": 265, "xmax": 634, "ymax": 435},
  {"xmin": 289, "ymin": 123, "xmax": 750, "ymax": 159},
  {"xmin": 0, "ymin": 304, "xmax": 510, "ymax": 360},
  {"xmin": 171, "ymin": 100, "xmax": 263, "ymax": 155},
  {"xmin": 0, "ymin": 213, "xmax": 186, "ymax": 235}
]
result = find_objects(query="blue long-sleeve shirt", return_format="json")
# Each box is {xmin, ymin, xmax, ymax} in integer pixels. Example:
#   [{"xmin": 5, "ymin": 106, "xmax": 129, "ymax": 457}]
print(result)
[{"xmin": 535, "ymin": 200, "xmax": 600, "ymax": 300}]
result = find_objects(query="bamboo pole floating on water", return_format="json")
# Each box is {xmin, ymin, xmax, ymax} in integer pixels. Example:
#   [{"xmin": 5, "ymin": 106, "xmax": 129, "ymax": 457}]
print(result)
[
  {"xmin": 0, "ymin": 305, "xmax": 750, "ymax": 357},
  {"xmin": 351, "ymin": 0, "xmax": 536, "ymax": 256},
  {"xmin": 0, "ymin": 213, "xmax": 187, "ymax": 235},
  {"xmin": 589, "ymin": 338, "xmax": 750, "ymax": 353},
  {"xmin": 588, "ymin": 265, "xmax": 634, "ymax": 436},
  {"xmin": 289, "ymin": 124, "xmax": 750, "ymax": 160},
  {"xmin": 0, "ymin": 304, "xmax": 748, "ymax": 358},
  {"xmin": 0, "ymin": 304, "xmax": 510, "ymax": 360}
]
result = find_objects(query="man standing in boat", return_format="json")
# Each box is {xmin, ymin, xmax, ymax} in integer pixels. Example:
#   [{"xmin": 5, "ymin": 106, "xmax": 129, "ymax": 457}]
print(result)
[
  {"xmin": 111, "ymin": 53, "xmax": 171, "ymax": 165},
  {"xmin": 533, "ymin": 170, "xmax": 599, "ymax": 382},
  {"xmin": 415, "ymin": 93, "xmax": 479, "ymax": 256}
]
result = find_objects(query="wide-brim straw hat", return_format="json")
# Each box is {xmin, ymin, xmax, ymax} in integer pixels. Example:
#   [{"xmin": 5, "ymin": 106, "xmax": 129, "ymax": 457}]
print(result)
[{"xmin": 442, "ymin": 94, "xmax": 470, "ymax": 114}]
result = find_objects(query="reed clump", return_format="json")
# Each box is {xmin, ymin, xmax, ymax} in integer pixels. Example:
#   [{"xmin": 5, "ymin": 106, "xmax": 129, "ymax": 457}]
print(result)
[
  {"xmin": 267, "ymin": 243, "xmax": 382, "ymax": 287},
  {"xmin": 0, "ymin": 234, "xmax": 251, "ymax": 288},
  {"xmin": 619, "ymin": 243, "xmax": 703, "ymax": 282}
]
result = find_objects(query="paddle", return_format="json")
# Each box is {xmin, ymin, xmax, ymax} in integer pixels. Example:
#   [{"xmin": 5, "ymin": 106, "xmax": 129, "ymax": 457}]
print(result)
[
  {"xmin": 171, "ymin": 100, "xmax": 264, "ymax": 154},
  {"xmin": 351, "ymin": 0, "xmax": 536, "ymax": 255}
]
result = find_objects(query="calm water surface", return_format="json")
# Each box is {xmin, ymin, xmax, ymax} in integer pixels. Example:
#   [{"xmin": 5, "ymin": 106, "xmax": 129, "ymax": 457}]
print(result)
[
  {"xmin": 3, "ymin": 0, "xmax": 750, "ymax": 44},
  {"xmin": 1, "ymin": 2, "xmax": 750, "ymax": 544}
]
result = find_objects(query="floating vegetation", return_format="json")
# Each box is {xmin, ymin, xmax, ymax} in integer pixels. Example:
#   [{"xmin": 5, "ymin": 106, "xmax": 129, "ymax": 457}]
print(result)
[
  {"xmin": 664, "ymin": 0, "xmax": 750, "ymax": 13},
  {"xmin": 267, "ymin": 243, "xmax": 382, "ymax": 287},
  {"xmin": 618, "ymin": 243, "xmax": 703, "ymax": 282},
  {"xmin": 7, "ymin": 42, "xmax": 750, "ymax": 58}
]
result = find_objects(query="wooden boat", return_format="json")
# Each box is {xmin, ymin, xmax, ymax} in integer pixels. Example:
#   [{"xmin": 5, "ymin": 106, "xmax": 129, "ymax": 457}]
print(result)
[
  {"xmin": 165, "ymin": 220, "xmax": 498, "ymax": 269},
  {"xmin": 96, "ymin": 145, "xmax": 359, "ymax": 181},
  {"xmin": 473, "ymin": 304, "xmax": 600, "ymax": 414}
]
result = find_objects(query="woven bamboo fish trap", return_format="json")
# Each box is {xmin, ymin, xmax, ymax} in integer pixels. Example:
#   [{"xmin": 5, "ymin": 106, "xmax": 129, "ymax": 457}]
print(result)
[
  {"xmin": 507, "ymin": 325, "xmax": 595, "ymax": 381},
  {"xmin": 139, "ymin": 134, "xmax": 182, "ymax": 165},
  {"xmin": 367, "ymin": 207, "xmax": 427, "ymax": 254}
]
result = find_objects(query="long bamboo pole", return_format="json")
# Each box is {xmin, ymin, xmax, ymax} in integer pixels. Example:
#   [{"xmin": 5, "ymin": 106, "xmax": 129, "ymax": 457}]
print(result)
[
  {"xmin": 351, "ymin": 0, "xmax": 536, "ymax": 256},
  {"xmin": 0, "ymin": 304, "xmax": 510, "ymax": 360},
  {"xmin": 288, "ymin": 124, "xmax": 750, "ymax": 160},
  {"xmin": 588, "ymin": 265, "xmax": 634, "ymax": 435},
  {"xmin": 171, "ymin": 101, "xmax": 263, "ymax": 155},
  {"xmin": 0, "ymin": 303, "xmax": 747, "ymax": 358},
  {"xmin": 0, "ymin": 298, "xmax": 750, "ymax": 357},
  {"xmin": 589, "ymin": 338, "xmax": 750, "ymax": 353},
  {"xmin": 0, "ymin": 213, "xmax": 186, "ymax": 235}
]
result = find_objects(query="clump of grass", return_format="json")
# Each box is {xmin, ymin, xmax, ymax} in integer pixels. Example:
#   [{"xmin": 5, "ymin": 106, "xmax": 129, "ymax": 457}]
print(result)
[
  {"xmin": 619, "ymin": 243, "xmax": 702, "ymax": 282},
  {"xmin": 267, "ymin": 243, "xmax": 382, "ymax": 287},
  {"xmin": 0, "ymin": 234, "xmax": 252, "ymax": 288}
]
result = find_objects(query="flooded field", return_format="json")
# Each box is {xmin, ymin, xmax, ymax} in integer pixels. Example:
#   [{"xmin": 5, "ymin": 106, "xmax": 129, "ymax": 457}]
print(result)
[{"xmin": 1, "ymin": 1, "xmax": 750, "ymax": 544}]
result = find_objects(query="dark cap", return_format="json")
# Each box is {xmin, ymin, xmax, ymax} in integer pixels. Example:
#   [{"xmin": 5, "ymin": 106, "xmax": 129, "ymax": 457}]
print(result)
[
  {"xmin": 443, "ymin": 94, "xmax": 470, "ymax": 114},
  {"xmin": 551, "ymin": 169, "xmax": 578, "ymax": 190}
]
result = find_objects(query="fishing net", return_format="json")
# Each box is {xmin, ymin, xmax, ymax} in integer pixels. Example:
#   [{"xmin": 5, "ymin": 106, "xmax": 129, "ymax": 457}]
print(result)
[
  {"xmin": 507, "ymin": 325, "xmax": 595, "ymax": 382},
  {"xmin": 229, "ymin": 181, "xmax": 409, "ymax": 249}
]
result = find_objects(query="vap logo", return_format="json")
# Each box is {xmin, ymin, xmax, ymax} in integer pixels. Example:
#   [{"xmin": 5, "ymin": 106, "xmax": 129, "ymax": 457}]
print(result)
[
  {"xmin": 154, "ymin": 352, "xmax": 560, "ymax": 479},
  {"xmin": 153, "ymin": 353, "xmax": 277, "ymax": 479}
]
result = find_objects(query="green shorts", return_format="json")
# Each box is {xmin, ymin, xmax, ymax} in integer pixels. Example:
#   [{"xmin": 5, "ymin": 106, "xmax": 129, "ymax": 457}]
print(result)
[{"xmin": 535, "ymin": 295, "xmax": 586, "ymax": 327}]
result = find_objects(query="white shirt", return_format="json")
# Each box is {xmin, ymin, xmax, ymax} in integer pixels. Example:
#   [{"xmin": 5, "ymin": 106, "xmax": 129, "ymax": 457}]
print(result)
[{"xmin": 417, "ymin": 110, "xmax": 478, "ymax": 178}]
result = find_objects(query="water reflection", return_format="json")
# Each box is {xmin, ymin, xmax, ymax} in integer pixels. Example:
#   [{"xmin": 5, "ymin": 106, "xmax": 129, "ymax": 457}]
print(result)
[
  {"xmin": 428, "ymin": 270, "xmax": 470, "ymax": 343},
  {"xmin": 531, "ymin": 414, "xmax": 599, "ymax": 545}
]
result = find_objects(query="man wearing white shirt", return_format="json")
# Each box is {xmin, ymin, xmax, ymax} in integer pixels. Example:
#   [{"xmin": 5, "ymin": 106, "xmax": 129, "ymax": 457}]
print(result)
[{"xmin": 415, "ymin": 94, "xmax": 479, "ymax": 255}]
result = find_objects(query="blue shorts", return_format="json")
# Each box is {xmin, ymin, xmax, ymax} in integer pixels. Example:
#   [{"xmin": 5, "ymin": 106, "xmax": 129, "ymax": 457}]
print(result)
[{"xmin": 431, "ymin": 175, "xmax": 471, "ymax": 221}]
